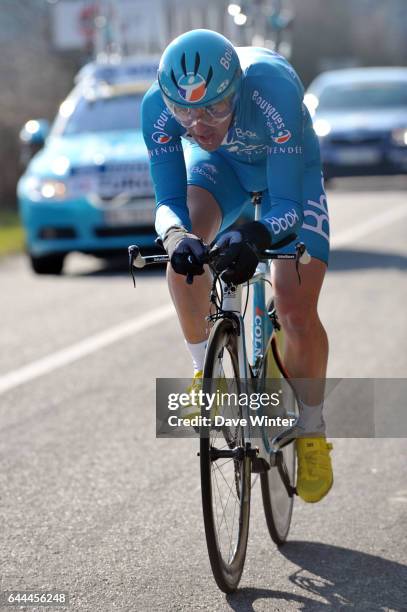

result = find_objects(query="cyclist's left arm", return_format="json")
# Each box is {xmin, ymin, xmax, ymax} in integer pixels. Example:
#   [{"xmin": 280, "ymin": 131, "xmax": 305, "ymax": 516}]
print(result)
[{"xmin": 256, "ymin": 74, "xmax": 305, "ymax": 244}]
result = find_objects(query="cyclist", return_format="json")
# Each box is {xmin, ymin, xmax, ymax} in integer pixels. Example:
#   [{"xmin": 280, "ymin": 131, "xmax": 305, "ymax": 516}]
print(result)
[{"xmin": 142, "ymin": 29, "xmax": 332, "ymax": 503}]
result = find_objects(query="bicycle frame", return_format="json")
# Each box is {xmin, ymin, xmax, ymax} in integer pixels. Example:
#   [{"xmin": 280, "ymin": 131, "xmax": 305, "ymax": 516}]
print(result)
[{"xmin": 212, "ymin": 197, "xmax": 298, "ymax": 487}]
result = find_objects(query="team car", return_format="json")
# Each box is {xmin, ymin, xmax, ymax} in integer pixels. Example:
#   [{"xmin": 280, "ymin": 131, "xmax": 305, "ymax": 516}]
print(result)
[
  {"xmin": 304, "ymin": 67, "xmax": 407, "ymax": 180},
  {"xmin": 18, "ymin": 59, "xmax": 159, "ymax": 274}
]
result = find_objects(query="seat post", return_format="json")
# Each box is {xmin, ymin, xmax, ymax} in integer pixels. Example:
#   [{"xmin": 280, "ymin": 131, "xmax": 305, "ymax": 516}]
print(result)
[{"xmin": 251, "ymin": 191, "xmax": 263, "ymax": 222}]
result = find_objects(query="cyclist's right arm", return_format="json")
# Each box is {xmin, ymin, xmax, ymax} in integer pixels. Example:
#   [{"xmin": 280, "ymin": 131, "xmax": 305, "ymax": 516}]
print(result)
[{"xmin": 141, "ymin": 83, "xmax": 191, "ymax": 238}]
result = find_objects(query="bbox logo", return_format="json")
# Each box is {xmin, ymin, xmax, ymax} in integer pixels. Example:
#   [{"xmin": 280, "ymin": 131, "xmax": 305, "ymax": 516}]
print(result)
[
  {"xmin": 265, "ymin": 208, "xmax": 300, "ymax": 235},
  {"xmin": 272, "ymin": 130, "xmax": 291, "ymax": 144},
  {"xmin": 152, "ymin": 131, "xmax": 172, "ymax": 144},
  {"xmin": 202, "ymin": 163, "xmax": 218, "ymax": 174},
  {"xmin": 220, "ymin": 47, "xmax": 234, "ymax": 70}
]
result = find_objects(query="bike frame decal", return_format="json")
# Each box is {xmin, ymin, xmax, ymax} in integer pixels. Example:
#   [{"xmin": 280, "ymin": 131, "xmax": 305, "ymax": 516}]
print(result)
[{"xmin": 252, "ymin": 268, "xmax": 274, "ymax": 362}]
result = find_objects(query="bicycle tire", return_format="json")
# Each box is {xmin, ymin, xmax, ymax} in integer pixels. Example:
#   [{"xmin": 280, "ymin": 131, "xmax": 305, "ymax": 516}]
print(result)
[
  {"xmin": 260, "ymin": 300, "xmax": 296, "ymax": 546},
  {"xmin": 200, "ymin": 318, "xmax": 251, "ymax": 593}
]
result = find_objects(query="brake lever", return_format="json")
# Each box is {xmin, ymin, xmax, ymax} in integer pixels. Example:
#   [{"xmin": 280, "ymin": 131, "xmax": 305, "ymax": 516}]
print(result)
[
  {"xmin": 185, "ymin": 245, "xmax": 215, "ymax": 285},
  {"xmin": 155, "ymin": 236, "xmax": 165, "ymax": 251},
  {"xmin": 128, "ymin": 245, "xmax": 139, "ymax": 288},
  {"xmin": 294, "ymin": 242, "xmax": 311, "ymax": 285},
  {"xmin": 208, "ymin": 245, "xmax": 221, "ymax": 259}
]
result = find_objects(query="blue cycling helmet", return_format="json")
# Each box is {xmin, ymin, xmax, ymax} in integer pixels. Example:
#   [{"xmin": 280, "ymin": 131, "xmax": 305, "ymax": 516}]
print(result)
[{"xmin": 158, "ymin": 29, "xmax": 241, "ymax": 107}]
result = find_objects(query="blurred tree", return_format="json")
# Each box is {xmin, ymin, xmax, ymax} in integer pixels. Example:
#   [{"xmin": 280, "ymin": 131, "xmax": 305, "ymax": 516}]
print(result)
[
  {"xmin": 291, "ymin": 0, "xmax": 354, "ymax": 85},
  {"xmin": 290, "ymin": 0, "xmax": 407, "ymax": 86},
  {"xmin": 0, "ymin": 0, "xmax": 81, "ymax": 210}
]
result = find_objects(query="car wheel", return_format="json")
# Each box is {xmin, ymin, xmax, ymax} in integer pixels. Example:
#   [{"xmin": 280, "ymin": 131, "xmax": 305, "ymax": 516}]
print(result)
[{"xmin": 30, "ymin": 254, "xmax": 65, "ymax": 275}]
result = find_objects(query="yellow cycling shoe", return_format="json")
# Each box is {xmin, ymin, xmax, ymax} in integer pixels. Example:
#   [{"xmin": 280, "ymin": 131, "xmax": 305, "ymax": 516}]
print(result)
[
  {"xmin": 295, "ymin": 437, "xmax": 333, "ymax": 503},
  {"xmin": 180, "ymin": 372, "xmax": 229, "ymax": 423},
  {"xmin": 179, "ymin": 370, "xmax": 203, "ymax": 420}
]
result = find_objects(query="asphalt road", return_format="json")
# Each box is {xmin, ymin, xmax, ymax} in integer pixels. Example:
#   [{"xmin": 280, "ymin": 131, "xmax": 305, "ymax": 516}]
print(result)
[{"xmin": 0, "ymin": 177, "xmax": 406, "ymax": 611}]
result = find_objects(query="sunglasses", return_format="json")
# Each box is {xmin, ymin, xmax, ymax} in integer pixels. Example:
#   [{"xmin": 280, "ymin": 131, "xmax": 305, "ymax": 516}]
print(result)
[{"xmin": 163, "ymin": 92, "xmax": 236, "ymax": 128}]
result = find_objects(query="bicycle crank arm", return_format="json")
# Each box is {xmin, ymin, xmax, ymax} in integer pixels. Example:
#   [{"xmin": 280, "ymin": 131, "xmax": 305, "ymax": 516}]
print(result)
[
  {"xmin": 269, "ymin": 425, "xmax": 298, "ymax": 461},
  {"xmin": 276, "ymin": 450, "xmax": 297, "ymax": 497},
  {"xmin": 209, "ymin": 443, "xmax": 258, "ymax": 462}
]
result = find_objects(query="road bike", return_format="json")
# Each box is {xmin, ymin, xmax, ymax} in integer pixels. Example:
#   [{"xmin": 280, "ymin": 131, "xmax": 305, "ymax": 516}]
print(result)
[{"xmin": 129, "ymin": 192, "xmax": 310, "ymax": 593}]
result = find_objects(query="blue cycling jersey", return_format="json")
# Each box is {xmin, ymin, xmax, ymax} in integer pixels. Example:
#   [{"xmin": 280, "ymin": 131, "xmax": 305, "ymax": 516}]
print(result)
[{"xmin": 141, "ymin": 47, "xmax": 321, "ymax": 244}]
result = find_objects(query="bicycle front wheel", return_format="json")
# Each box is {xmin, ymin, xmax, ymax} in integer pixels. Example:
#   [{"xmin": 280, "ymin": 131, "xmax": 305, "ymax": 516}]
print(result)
[
  {"xmin": 200, "ymin": 318, "xmax": 251, "ymax": 593},
  {"xmin": 260, "ymin": 320, "xmax": 296, "ymax": 545}
]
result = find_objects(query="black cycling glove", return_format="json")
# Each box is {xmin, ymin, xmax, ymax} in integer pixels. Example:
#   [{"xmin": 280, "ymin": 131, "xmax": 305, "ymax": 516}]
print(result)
[
  {"xmin": 163, "ymin": 226, "xmax": 207, "ymax": 276},
  {"xmin": 213, "ymin": 221, "xmax": 272, "ymax": 285}
]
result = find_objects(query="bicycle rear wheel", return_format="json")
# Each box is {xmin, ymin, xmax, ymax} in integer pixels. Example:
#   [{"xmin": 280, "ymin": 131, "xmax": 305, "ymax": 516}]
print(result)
[
  {"xmin": 260, "ymin": 303, "xmax": 296, "ymax": 545},
  {"xmin": 200, "ymin": 318, "xmax": 251, "ymax": 593}
]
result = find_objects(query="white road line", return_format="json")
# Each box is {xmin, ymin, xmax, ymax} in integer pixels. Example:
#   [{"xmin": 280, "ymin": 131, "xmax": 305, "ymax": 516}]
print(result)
[
  {"xmin": 0, "ymin": 304, "xmax": 175, "ymax": 395},
  {"xmin": 330, "ymin": 203, "xmax": 407, "ymax": 248},
  {"xmin": 1, "ymin": 203, "xmax": 406, "ymax": 395}
]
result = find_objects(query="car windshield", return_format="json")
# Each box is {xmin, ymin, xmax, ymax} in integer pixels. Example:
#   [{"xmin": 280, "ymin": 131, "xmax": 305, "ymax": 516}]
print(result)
[
  {"xmin": 317, "ymin": 81, "xmax": 407, "ymax": 111},
  {"xmin": 61, "ymin": 94, "xmax": 142, "ymax": 135}
]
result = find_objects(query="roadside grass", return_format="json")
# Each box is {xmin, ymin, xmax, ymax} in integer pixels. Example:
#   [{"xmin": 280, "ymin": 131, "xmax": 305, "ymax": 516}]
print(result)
[{"xmin": 0, "ymin": 211, "xmax": 25, "ymax": 256}]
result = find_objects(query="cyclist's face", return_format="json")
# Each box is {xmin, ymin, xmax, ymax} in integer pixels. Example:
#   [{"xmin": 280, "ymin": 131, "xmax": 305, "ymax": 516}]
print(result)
[
  {"xmin": 188, "ymin": 113, "xmax": 232, "ymax": 151},
  {"xmin": 163, "ymin": 92, "xmax": 236, "ymax": 151}
]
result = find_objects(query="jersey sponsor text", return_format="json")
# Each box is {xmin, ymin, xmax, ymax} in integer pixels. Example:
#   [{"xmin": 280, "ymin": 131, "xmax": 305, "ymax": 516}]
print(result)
[
  {"xmin": 252, "ymin": 90, "xmax": 285, "ymax": 130},
  {"xmin": 268, "ymin": 145, "xmax": 303, "ymax": 155},
  {"xmin": 148, "ymin": 143, "xmax": 183, "ymax": 158},
  {"xmin": 264, "ymin": 208, "xmax": 300, "ymax": 235}
]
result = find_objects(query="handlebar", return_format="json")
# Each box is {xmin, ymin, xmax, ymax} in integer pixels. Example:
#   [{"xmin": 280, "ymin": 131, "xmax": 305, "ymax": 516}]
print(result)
[{"xmin": 128, "ymin": 241, "xmax": 311, "ymax": 287}]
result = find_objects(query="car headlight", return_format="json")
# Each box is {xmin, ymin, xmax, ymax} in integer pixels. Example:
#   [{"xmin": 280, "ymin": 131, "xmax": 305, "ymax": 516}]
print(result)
[
  {"xmin": 391, "ymin": 128, "xmax": 407, "ymax": 146},
  {"xmin": 25, "ymin": 177, "xmax": 68, "ymax": 201},
  {"xmin": 303, "ymin": 93, "xmax": 319, "ymax": 118},
  {"xmin": 313, "ymin": 119, "xmax": 332, "ymax": 138}
]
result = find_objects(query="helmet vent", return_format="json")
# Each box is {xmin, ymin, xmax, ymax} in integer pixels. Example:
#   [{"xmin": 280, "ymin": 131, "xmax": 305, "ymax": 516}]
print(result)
[
  {"xmin": 170, "ymin": 69, "xmax": 178, "ymax": 88},
  {"xmin": 194, "ymin": 53, "xmax": 200, "ymax": 75},
  {"xmin": 206, "ymin": 66, "xmax": 213, "ymax": 87},
  {"xmin": 181, "ymin": 52, "xmax": 187, "ymax": 76}
]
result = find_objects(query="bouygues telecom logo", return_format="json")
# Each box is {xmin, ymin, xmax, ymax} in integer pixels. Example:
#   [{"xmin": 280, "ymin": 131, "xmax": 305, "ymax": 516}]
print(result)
[
  {"xmin": 272, "ymin": 130, "xmax": 292, "ymax": 144},
  {"xmin": 152, "ymin": 132, "xmax": 172, "ymax": 144},
  {"xmin": 177, "ymin": 73, "xmax": 207, "ymax": 103}
]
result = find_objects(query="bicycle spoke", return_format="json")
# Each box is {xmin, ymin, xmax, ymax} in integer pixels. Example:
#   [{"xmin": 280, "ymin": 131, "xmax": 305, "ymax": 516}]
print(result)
[
  {"xmin": 212, "ymin": 465, "xmax": 234, "ymax": 553},
  {"xmin": 228, "ymin": 484, "xmax": 239, "ymax": 562},
  {"xmin": 215, "ymin": 457, "xmax": 235, "ymax": 469},
  {"xmin": 212, "ymin": 464, "xmax": 240, "ymax": 563},
  {"xmin": 212, "ymin": 460, "xmax": 240, "ymax": 504}
]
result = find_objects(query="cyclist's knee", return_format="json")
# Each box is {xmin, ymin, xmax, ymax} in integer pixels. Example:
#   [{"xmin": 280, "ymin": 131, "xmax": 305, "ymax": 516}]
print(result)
[
  {"xmin": 277, "ymin": 300, "xmax": 319, "ymax": 337},
  {"xmin": 272, "ymin": 258, "xmax": 326, "ymax": 336},
  {"xmin": 273, "ymin": 271, "xmax": 319, "ymax": 332},
  {"xmin": 187, "ymin": 185, "xmax": 222, "ymax": 243}
]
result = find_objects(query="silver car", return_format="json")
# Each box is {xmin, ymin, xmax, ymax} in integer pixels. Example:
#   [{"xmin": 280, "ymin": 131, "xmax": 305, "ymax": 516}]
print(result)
[{"xmin": 304, "ymin": 67, "xmax": 407, "ymax": 179}]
